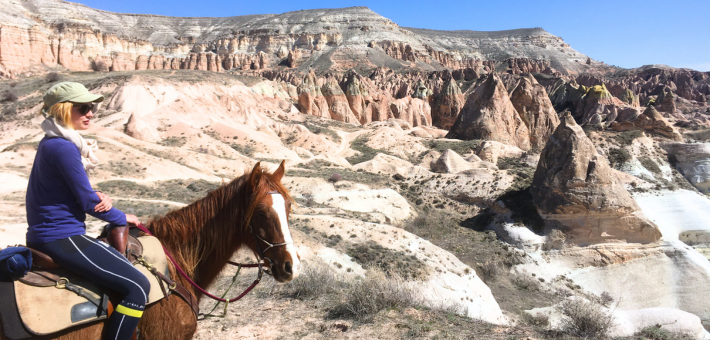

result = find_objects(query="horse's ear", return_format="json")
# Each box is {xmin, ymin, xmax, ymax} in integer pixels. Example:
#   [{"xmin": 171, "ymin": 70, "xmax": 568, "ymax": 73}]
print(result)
[
  {"xmin": 273, "ymin": 160, "xmax": 286, "ymax": 182},
  {"xmin": 249, "ymin": 162, "xmax": 262, "ymax": 188}
]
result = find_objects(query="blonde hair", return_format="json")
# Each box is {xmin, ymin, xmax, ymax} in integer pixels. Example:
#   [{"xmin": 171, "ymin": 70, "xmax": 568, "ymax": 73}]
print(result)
[{"xmin": 46, "ymin": 102, "xmax": 74, "ymax": 129}]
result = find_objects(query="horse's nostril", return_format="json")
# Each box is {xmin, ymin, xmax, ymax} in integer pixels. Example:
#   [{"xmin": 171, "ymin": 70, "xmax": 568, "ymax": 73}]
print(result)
[{"xmin": 284, "ymin": 261, "xmax": 292, "ymax": 275}]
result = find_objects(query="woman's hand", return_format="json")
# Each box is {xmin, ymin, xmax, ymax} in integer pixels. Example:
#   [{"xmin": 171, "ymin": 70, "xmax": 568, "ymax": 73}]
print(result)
[
  {"xmin": 125, "ymin": 214, "xmax": 141, "ymax": 227},
  {"xmin": 94, "ymin": 191, "xmax": 112, "ymax": 212}
]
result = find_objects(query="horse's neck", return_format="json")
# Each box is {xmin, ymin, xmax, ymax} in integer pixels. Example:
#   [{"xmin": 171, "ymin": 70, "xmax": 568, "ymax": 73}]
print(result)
[{"xmin": 150, "ymin": 180, "xmax": 248, "ymax": 290}]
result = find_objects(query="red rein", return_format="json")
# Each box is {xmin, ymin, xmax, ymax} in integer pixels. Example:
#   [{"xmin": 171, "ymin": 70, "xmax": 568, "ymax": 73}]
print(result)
[{"xmin": 134, "ymin": 223, "xmax": 262, "ymax": 303}]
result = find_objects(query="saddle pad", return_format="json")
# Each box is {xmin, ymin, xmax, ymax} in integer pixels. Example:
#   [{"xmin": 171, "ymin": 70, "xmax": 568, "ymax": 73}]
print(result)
[{"xmin": 12, "ymin": 236, "xmax": 171, "ymax": 336}]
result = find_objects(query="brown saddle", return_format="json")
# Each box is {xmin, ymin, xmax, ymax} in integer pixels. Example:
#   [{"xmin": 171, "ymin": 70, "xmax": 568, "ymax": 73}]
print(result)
[
  {"xmin": 0, "ymin": 227, "xmax": 199, "ymax": 339},
  {"xmin": 20, "ymin": 226, "xmax": 143, "ymax": 288}
]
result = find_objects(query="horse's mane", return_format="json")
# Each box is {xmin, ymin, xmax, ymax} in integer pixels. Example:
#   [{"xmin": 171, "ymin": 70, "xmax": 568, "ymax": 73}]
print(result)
[{"xmin": 147, "ymin": 168, "xmax": 292, "ymax": 277}]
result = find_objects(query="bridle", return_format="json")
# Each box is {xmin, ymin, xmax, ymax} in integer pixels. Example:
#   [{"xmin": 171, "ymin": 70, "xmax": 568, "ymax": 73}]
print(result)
[
  {"xmin": 132, "ymin": 191, "xmax": 293, "ymax": 311},
  {"xmin": 248, "ymin": 191, "xmax": 293, "ymax": 274}
]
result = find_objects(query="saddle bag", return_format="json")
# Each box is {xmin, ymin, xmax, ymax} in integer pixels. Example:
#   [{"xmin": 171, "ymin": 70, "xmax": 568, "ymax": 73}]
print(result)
[{"xmin": 0, "ymin": 247, "xmax": 32, "ymax": 281}]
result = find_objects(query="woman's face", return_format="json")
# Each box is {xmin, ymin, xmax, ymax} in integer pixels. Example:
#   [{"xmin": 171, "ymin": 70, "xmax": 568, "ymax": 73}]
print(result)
[{"xmin": 70, "ymin": 103, "xmax": 94, "ymax": 130}]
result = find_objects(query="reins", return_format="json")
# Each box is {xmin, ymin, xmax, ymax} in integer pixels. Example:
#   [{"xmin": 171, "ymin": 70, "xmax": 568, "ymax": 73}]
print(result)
[
  {"xmin": 132, "ymin": 190, "xmax": 292, "ymax": 312},
  {"xmin": 133, "ymin": 223, "xmax": 264, "ymax": 305}
]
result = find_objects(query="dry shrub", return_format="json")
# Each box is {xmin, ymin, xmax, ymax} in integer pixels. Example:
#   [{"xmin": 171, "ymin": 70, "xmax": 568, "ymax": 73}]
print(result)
[
  {"xmin": 301, "ymin": 191, "xmax": 316, "ymax": 207},
  {"xmin": 636, "ymin": 325, "xmax": 676, "ymax": 340},
  {"xmin": 513, "ymin": 271, "xmax": 541, "ymax": 292},
  {"xmin": 45, "ymin": 72, "xmax": 60, "ymax": 83},
  {"xmin": 1, "ymin": 91, "xmax": 17, "ymax": 103},
  {"xmin": 332, "ymin": 270, "xmax": 421, "ymax": 322},
  {"xmin": 476, "ymin": 261, "xmax": 499, "ymax": 282},
  {"xmin": 599, "ymin": 291, "xmax": 614, "ymax": 307},
  {"xmin": 524, "ymin": 312, "xmax": 550, "ymax": 327},
  {"xmin": 558, "ymin": 299, "xmax": 614, "ymax": 339},
  {"xmin": 279, "ymin": 262, "xmax": 346, "ymax": 300}
]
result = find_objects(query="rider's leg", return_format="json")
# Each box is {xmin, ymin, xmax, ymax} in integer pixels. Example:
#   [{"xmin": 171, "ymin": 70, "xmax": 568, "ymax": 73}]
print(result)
[{"xmin": 31, "ymin": 234, "xmax": 151, "ymax": 340}]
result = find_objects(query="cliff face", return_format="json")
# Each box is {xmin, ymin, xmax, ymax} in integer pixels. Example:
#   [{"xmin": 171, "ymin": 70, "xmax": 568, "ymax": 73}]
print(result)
[{"xmin": 0, "ymin": 0, "xmax": 596, "ymax": 77}]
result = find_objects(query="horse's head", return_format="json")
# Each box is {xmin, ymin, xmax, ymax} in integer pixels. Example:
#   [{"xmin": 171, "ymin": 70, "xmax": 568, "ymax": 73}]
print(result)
[{"xmin": 245, "ymin": 161, "xmax": 300, "ymax": 282}]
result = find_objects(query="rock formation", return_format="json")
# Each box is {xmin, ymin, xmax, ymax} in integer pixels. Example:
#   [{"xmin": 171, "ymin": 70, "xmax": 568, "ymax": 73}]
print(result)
[
  {"xmin": 509, "ymin": 75, "xmax": 560, "ymax": 149},
  {"xmin": 297, "ymin": 70, "xmax": 330, "ymax": 119},
  {"xmin": 389, "ymin": 97, "xmax": 432, "ymax": 127},
  {"xmin": 447, "ymin": 73, "xmax": 531, "ymax": 151},
  {"xmin": 662, "ymin": 143, "xmax": 710, "ymax": 194},
  {"xmin": 531, "ymin": 112, "xmax": 662, "ymax": 245},
  {"xmin": 610, "ymin": 106, "xmax": 682, "ymax": 141},
  {"xmin": 321, "ymin": 78, "xmax": 359, "ymax": 124},
  {"xmin": 431, "ymin": 78, "xmax": 465, "ymax": 130}
]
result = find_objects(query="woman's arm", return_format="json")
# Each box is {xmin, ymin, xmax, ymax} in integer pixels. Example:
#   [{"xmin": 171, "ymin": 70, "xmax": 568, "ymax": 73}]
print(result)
[{"xmin": 53, "ymin": 142, "xmax": 127, "ymax": 226}]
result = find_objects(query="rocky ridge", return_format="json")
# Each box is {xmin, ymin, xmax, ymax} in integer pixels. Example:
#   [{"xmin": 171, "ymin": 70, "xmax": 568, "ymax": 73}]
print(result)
[{"xmin": 0, "ymin": 0, "xmax": 598, "ymax": 78}]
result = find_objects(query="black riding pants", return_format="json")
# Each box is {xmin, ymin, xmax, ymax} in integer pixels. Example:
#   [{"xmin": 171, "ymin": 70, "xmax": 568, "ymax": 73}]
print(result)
[{"xmin": 29, "ymin": 234, "xmax": 150, "ymax": 340}]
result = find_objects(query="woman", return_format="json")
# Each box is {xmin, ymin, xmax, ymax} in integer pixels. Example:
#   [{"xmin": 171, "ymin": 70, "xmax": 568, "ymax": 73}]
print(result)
[{"xmin": 25, "ymin": 82, "xmax": 150, "ymax": 340}]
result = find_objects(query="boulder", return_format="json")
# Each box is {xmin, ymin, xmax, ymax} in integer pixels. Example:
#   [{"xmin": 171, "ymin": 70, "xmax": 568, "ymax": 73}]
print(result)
[
  {"xmin": 447, "ymin": 73, "xmax": 531, "ymax": 150},
  {"xmin": 530, "ymin": 112, "xmax": 662, "ymax": 245},
  {"xmin": 510, "ymin": 75, "xmax": 560, "ymax": 149}
]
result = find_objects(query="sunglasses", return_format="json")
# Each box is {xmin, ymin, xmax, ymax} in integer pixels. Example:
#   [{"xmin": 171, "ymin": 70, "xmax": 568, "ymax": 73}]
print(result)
[{"xmin": 73, "ymin": 103, "xmax": 98, "ymax": 115}]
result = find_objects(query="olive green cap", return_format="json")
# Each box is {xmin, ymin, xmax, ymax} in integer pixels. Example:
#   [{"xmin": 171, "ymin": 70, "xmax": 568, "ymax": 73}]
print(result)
[{"xmin": 41, "ymin": 82, "xmax": 104, "ymax": 115}]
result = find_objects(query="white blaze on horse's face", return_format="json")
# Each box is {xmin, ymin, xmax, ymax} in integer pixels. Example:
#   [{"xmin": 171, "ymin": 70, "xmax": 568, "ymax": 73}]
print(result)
[{"xmin": 270, "ymin": 193, "xmax": 300, "ymax": 279}]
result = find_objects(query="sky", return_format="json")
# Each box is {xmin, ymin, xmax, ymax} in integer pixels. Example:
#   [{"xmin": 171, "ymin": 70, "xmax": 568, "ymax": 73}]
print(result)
[{"xmin": 75, "ymin": 0, "xmax": 709, "ymax": 71}]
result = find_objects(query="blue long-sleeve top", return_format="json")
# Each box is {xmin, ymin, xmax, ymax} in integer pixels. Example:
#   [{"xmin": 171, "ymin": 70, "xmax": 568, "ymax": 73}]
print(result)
[{"xmin": 26, "ymin": 136, "xmax": 126, "ymax": 244}]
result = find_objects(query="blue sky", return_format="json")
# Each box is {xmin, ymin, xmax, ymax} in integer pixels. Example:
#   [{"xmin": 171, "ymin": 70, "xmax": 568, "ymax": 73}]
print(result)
[{"xmin": 77, "ymin": 0, "xmax": 709, "ymax": 71}]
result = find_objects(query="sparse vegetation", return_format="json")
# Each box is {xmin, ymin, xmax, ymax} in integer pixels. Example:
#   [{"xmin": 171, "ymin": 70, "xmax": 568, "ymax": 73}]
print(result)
[
  {"xmin": 557, "ymin": 298, "xmax": 614, "ymax": 339},
  {"xmin": 230, "ymin": 143, "xmax": 255, "ymax": 157},
  {"xmin": 346, "ymin": 135, "xmax": 390, "ymax": 165},
  {"xmin": 1, "ymin": 90, "xmax": 18, "ymax": 103},
  {"xmin": 96, "ymin": 179, "xmax": 219, "ymax": 204},
  {"xmin": 613, "ymin": 130, "xmax": 643, "ymax": 146},
  {"xmin": 159, "ymin": 136, "xmax": 187, "ymax": 147},
  {"xmin": 635, "ymin": 325, "xmax": 675, "ymax": 340},
  {"xmin": 639, "ymin": 156, "xmax": 662, "ymax": 175},
  {"xmin": 346, "ymin": 241, "xmax": 429, "ymax": 281},
  {"xmin": 608, "ymin": 147, "xmax": 632, "ymax": 169},
  {"xmin": 422, "ymin": 139, "xmax": 482, "ymax": 158},
  {"xmin": 513, "ymin": 271, "xmax": 541, "ymax": 291},
  {"xmin": 302, "ymin": 120, "xmax": 342, "ymax": 143},
  {"xmin": 330, "ymin": 270, "xmax": 422, "ymax": 322}
]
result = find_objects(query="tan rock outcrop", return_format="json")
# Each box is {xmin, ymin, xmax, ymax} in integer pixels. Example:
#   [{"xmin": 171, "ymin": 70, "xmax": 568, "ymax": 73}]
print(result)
[
  {"xmin": 321, "ymin": 78, "xmax": 359, "ymax": 124},
  {"xmin": 633, "ymin": 106, "xmax": 682, "ymax": 141},
  {"xmin": 297, "ymin": 70, "xmax": 330, "ymax": 119},
  {"xmin": 446, "ymin": 73, "xmax": 531, "ymax": 150},
  {"xmin": 432, "ymin": 149, "xmax": 496, "ymax": 173},
  {"xmin": 389, "ymin": 97, "xmax": 432, "ymax": 127},
  {"xmin": 431, "ymin": 79, "xmax": 465, "ymax": 130},
  {"xmin": 124, "ymin": 113, "xmax": 160, "ymax": 143},
  {"xmin": 510, "ymin": 75, "xmax": 560, "ymax": 149},
  {"xmin": 530, "ymin": 112, "xmax": 662, "ymax": 245},
  {"xmin": 475, "ymin": 140, "xmax": 524, "ymax": 164}
]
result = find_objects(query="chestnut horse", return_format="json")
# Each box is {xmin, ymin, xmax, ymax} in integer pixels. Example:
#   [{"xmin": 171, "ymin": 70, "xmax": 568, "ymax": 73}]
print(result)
[{"xmin": 0, "ymin": 161, "xmax": 300, "ymax": 340}]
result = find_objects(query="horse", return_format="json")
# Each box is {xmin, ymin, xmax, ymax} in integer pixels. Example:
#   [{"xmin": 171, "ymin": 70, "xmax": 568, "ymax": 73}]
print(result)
[{"xmin": 0, "ymin": 161, "xmax": 300, "ymax": 340}]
